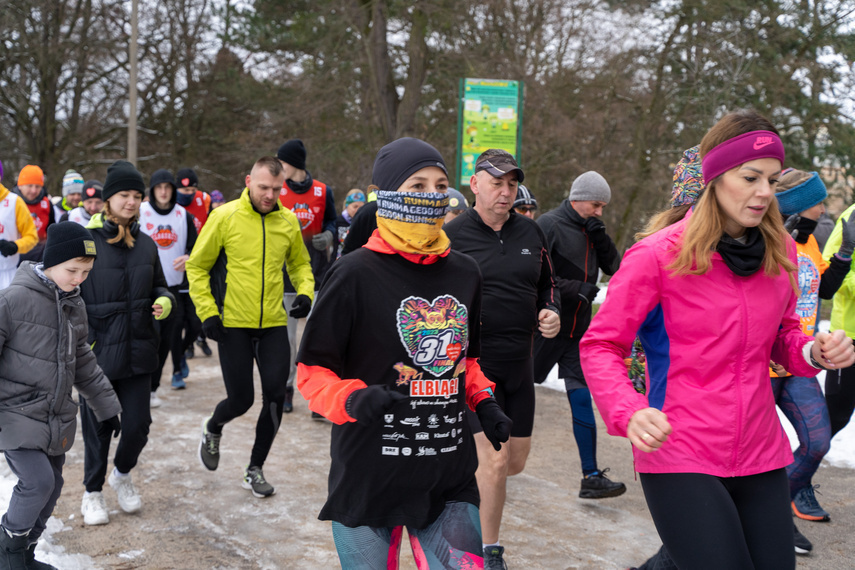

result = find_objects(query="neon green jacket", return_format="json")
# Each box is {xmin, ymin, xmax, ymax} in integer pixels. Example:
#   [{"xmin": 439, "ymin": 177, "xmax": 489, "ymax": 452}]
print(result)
[
  {"xmin": 187, "ymin": 188, "xmax": 314, "ymax": 328},
  {"xmin": 822, "ymin": 203, "xmax": 855, "ymax": 336}
]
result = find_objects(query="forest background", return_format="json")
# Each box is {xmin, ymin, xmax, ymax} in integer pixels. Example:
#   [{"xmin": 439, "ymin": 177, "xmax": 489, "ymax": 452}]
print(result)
[{"xmin": 3, "ymin": 0, "xmax": 855, "ymax": 250}]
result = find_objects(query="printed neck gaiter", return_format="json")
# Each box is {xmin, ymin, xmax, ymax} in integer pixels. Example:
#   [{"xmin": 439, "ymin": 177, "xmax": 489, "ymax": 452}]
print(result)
[{"xmin": 375, "ymin": 190, "xmax": 450, "ymax": 255}]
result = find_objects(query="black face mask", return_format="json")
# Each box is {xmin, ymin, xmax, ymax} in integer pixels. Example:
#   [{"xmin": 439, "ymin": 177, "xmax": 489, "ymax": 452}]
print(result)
[
  {"xmin": 791, "ymin": 216, "xmax": 818, "ymax": 244},
  {"xmin": 716, "ymin": 227, "xmax": 766, "ymax": 276}
]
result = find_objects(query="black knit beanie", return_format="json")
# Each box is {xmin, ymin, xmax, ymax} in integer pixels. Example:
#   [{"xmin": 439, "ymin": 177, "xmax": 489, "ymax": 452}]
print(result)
[
  {"xmin": 102, "ymin": 160, "xmax": 145, "ymax": 202},
  {"xmin": 43, "ymin": 223, "xmax": 97, "ymax": 268},
  {"xmin": 372, "ymin": 138, "xmax": 447, "ymax": 193},
  {"xmin": 277, "ymin": 139, "xmax": 307, "ymax": 170},
  {"xmin": 82, "ymin": 180, "xmax": 103, "ymax": 201},
  {"xmin": 175, "ymin": 168, "xmax": 199, "ymax": 189}
]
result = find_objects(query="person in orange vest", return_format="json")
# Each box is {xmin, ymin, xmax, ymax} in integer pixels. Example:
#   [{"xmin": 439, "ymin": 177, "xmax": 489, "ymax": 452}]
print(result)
[
  {"xmin": 175, "ymin": 168, "xmax": 212, "ymax": 359},
  {"xmin": 12, "ymin": 165, "xmax": 54, "ymax": 266},
  {"xmin": 276, "ymin": 139, "xmax": 337, "ymax": 413}
]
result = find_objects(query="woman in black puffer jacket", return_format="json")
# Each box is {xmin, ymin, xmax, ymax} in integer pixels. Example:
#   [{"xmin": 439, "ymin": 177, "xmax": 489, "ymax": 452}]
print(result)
[{"xmin": 78, "ymin": 160, "xmax": 174, "ymax": 526}]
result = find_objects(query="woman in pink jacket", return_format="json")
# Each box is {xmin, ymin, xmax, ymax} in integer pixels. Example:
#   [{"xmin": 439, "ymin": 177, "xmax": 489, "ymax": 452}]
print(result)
[{"xmin": 580, "ymin": 110, "xmax": 855, "ymax": 570}]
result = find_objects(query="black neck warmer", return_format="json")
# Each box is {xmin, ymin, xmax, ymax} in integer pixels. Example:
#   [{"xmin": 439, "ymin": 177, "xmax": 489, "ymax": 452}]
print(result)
[
  {"xmin": 717, "ymin": 227, "xmax": 766, "ymax": 276},
  {"xmin": 285, "ymin": 171, "xmax": 314, "ymax": 194}
]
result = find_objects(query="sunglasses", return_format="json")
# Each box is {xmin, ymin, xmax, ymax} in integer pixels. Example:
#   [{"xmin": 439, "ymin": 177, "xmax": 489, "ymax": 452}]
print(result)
[{"xmin": 517, "ymin": 206, "xmax": 536, "ymax": 212}]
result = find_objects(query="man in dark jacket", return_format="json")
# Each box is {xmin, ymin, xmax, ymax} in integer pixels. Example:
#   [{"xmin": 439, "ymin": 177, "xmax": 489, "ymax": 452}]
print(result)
[
  {"xmin": 443, "ymin": 149, "xmax": 560, "ymax": 568},
  {"xmin": 534, "ymin": 170, "xmax": 626, "ymax": 500}
]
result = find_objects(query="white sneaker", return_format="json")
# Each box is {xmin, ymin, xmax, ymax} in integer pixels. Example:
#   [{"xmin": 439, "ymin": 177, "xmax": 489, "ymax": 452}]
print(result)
[
  {"xmin": 150, "ymin": 391, "xmax": 163, "ymax": 408},
  {"xmin": 108, "ymin": 470, "xmax": 141, "ymax": 513},
  {"xmin": 81, "ymin": 491, "xmax": 109, "ymax": 525}
]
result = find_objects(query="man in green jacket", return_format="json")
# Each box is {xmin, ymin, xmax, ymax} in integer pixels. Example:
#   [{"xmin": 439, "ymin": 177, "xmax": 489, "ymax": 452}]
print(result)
[{"xmin": 187, "ymin": 156, "xmax": 314, "ymax": 497}]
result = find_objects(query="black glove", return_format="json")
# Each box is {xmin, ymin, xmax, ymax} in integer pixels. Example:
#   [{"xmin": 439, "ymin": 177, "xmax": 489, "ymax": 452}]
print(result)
[
  {"xmin": 97, "ymin": 415, "xmax": 121, "ymax": 439},
  {"xmin": 584, "ymin": 216, "xmax": 606, "ymax": 239},
  {"xmin": 289, "ymin": 294, "xmax": 312, "ymax": 318},
  {"xmin": 202, "ymin": 315, "xmax": 226, "ymax": 343},
  {"xmin": 476, "ymin": 398, "xmax": 512, "ymax": 451},
  {"xmin": 838, "ymin": 216, "xmax": 855, "ymax": 259},
  {"xmin": 578, "ymin": 282, "xmax": 599, "ymax": 305},
  {"xmin": 345, "ymin": 385, "xmax": 407, "ymax": 424},
  {"xmin": 0, "ymin": 240, "xmax": 18, "ymax": 257},
  {"xmin": 783, "ymin": 214, "xmax": 801, "ymax": 240}
]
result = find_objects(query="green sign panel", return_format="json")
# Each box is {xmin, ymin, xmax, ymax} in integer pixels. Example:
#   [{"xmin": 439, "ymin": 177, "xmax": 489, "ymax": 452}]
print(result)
[{"xmin": 456, "ymin": 78, "xmax": 524, "ymax": 187}]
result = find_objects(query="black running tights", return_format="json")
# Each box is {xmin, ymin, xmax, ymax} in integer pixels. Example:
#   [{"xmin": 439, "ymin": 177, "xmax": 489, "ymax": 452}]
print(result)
[
  {"xmin": 639, "ymin": 469, "xmax": 794, "ymax": 570},
  {"xmin": 209, "ymin": 326, "xmax": 290, "ymax": 468}
]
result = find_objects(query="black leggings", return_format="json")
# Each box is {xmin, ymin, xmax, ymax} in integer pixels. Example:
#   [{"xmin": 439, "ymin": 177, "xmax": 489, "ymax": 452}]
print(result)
[
  {"xmin": 824, "ymin": 364, "xmax": 855, "ymax": 437},
  {"xmin": 209, "ymin": 326, "xmax": 290, "ymax": 468},
  {"xmin": 639, "ymin": 469, "xmax": 794, "ymax": 570}
]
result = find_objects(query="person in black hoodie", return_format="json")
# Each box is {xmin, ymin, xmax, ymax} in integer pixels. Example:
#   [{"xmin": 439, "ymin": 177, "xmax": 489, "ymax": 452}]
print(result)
[
  {"xmin": 139, "ymin": 169, "xmax": 198, "ymax": 401},
  {"xmin": 78, "ymin": 160, "xmax": 174, "ymax": 527},
  {"xmin": 533, "ymin": 171, "xmax": 627, "ymax": 500}
]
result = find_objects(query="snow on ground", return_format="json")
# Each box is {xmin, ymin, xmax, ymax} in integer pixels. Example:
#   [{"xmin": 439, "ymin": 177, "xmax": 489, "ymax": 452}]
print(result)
[{"xmin": 0, "ymin": 459, "xmax": 95, "ymax": 569}]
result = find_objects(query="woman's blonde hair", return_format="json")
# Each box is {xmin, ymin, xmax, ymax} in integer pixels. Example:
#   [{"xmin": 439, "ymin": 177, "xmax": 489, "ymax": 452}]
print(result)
[
  {"xmin": 635, "ymin": 204, "xmax": 692, "ymax": 240},
  {"xmin": 777, "ymin": 169, "xmax": 812, "ymax": 193},
  {"xmin": 666, "ymin": 110, "xmax": 796, "ymax": 280},
  {"xmin": 104, "ymin": 200, "xmax": 137, "ymax": 248}
]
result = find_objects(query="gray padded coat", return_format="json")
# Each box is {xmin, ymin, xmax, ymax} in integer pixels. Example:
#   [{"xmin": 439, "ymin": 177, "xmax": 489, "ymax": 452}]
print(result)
[{"xmin": 0, "ymin": 262, "xmax": 121, "ymax": 455}]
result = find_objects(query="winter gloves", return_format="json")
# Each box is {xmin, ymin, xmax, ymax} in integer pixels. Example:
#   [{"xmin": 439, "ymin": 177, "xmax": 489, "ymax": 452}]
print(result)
[
  {"xmin": 838, "ymin": 216, "xmax": 855, "ymax": 259},
  {"xmin": 578, "ymin": 282, "xmax": 599, "ymax": 306},
  {"xmin": 97, "ymin": 415, "xmax": 121, "ymax": 439},
  {"xmin": 202, "ymin": 316, "xmax": 226, "ymax": 342},
  {"xmin": 312, "ymin": 230, "xmax": 334, "ymax": 252},
  {"xmin": 346, "ymin": 385, "xmax": 407, "ymax": 424},
  {"xmin": 289, "ymin": 294, "xmax": 312, "ymax": 318},
  {"xmin": 0, "ymin": 240, "xmax": 18, "ymax": 257},
  {"xmin": 476, "ymin": 398, "xmax": 512, "ymax": 451}
]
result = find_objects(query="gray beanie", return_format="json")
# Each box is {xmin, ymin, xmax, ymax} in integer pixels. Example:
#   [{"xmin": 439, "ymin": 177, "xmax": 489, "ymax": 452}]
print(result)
[{"xmin": 569, "ymin": 171, "xmax": 611, "ymax": 203}]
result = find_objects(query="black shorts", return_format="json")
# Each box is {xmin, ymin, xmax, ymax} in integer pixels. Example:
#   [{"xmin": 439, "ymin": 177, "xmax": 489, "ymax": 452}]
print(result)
[
  {"xmin": 468, "ymin": 357, "xmax": 535, "ymax": 438},
  {"xmin": 533, "ymin": 335, "xmax": 586, "ymax": 392}
]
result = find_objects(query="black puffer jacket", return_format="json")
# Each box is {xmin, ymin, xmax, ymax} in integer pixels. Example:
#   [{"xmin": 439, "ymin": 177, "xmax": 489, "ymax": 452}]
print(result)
[
  {"xmin": 81, "ymin": 214, "xmax": 173, "ymax": 380},
  {"xmin": 0, "ymin": 263, "xmax": 121, "ymax": 455}
]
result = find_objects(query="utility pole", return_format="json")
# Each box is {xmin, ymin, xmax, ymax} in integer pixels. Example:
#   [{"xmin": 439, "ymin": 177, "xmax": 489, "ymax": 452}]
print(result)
[{"xmin": 127, "ymin": 0, "xmax": 139, "ymax": 166}]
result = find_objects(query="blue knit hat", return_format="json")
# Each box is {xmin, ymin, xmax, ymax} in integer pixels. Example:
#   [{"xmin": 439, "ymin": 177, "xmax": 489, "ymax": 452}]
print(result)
[{"xmin": 775, "ymin": 171, "xmax": 827, "ymax": 216}]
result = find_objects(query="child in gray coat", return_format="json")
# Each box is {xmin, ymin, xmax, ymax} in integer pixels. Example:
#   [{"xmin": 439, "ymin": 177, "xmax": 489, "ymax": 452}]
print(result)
[{"xmin": 0, "ymin": 222, "xmax": 121, "ymax": 570}]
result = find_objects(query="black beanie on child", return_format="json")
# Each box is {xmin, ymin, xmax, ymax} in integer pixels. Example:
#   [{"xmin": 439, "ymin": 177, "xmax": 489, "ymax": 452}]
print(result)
[
  {"xmin": 102, "ymin": 160, "xmax": 145, "ymax": 203},
  {"xmin": 43, "ymin": 223, "xmax": 97, "ymax": 269},
  {"xmin": 277, "ymin": 139, "xmax": 307, "ymax": 171},
  {"xmin": 372, "ymin": 138, "xmax": 448, "ymax": 193}
]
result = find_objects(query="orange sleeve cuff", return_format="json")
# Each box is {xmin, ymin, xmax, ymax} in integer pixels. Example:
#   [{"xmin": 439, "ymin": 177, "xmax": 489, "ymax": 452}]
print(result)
[
  {"xmin": 296, "ymin": 363, "xmax": 367, "ymax": 424},
  {"xmin": 465, "ymin": 358, "xmax": 495, "ymax": 412}
]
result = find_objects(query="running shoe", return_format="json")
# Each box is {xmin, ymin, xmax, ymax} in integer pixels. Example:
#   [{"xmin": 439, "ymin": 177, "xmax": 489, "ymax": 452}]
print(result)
[
  {"xmin": 792, "ymin": 485, "xmax": 830, "ymax": 522},
  {"xmin": 793, "ymin": 523, "xmax": 813, "ymax": 555},
  {"xmin": 81, "ymin": 491, "xmax": 109, "ymax": 526},
  {"xmin": 185, "ymin": 345, "xmax": 195, "ymax": 359},
  {"xmin": 242, "ymin": 466, "xmax": 275, "ymax": 498},
  {"xmin": 180, "ymin": 357, "xmax": 190, "ymax": 379},
  {"xmin": 199, "ymin": 416, "xmax": 221, "ymax": 471},
  {"xmin": 483, "ymin": 545, "xmax": 508, "ymax": 570},
  {"xmin": 108, "ymin": 470, "xmax": 141, "ymax": 513},
  {"xmin": 197, "ymin": 338, "xmax": 212, "ymax": 357},
  {"xmin": 171, "ymin": 372, "xmax": 186, "ymax": 390},
  {"xmin": 150, "ymin": 391, "xmax": 163, "ymax": 408},
  {"xmin": 580, "ymin": 468, "xmax": 627, "ymax": 499}
]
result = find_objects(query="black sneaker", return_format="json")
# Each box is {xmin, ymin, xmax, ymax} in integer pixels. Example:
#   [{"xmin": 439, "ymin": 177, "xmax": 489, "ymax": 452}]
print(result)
[
  {"xmin": 283, "ymin": 386, "xmax": 294, "ymax": 414},
  {"xmin": 580, "ymin": 468, "xmax": 627, "ymax": 499},
  {"xmin": 25, "ymin": 541, "xmax": 58, "ymax": 570},
  {"xmin": 199, "ymin": 416, "xmax": 221, "ymax": 471},
  {"xmin": 197, "ymin": 338, "xmax": 213, "ymax": 357},
  {"xmin": 242, "ymin": 466, "xmax": 275, "ymax": 498},
  {"xmin": 185, "ymin": 345, "xmax": 195, "ymax": 359},
  {"xmin": 483, "ymin": 545, "xmax": 508, "ymax": 570},
  {"xmin": 792, "ymin": 484, "xmax": 830, "ymax": 522},
  {"xmin": 794, "ymin": 523, "xmax": 812, "ymax": 555}
]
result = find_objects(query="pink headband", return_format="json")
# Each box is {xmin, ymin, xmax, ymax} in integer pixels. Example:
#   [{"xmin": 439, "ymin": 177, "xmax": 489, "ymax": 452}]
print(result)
[{"xmin": 701, "ymin": 130, "xmax": 785, "ymax": 185}]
